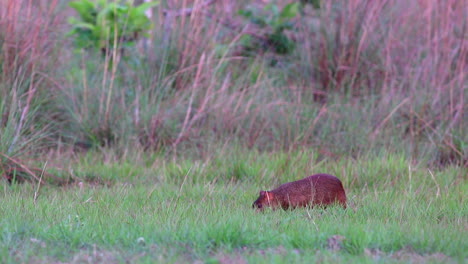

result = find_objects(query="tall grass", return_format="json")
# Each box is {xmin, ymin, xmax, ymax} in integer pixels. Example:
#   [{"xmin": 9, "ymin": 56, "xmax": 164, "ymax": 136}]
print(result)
[
  {"xmin": 0, "ymin": 0, "xmax": 64, "ymax": 182},
  {"xmin": 0, "ymin": 0, "xmax": 466, "ymax": 167},
  {"xmin": 294, "ymin": 0, "xmax": 466, "ymax": 163}
]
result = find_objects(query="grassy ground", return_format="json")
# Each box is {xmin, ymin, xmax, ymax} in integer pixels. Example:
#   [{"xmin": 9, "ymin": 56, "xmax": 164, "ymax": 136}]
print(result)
[{"xmin": 1, "ymin": 150, "xmax": 466, "ymax": 263}]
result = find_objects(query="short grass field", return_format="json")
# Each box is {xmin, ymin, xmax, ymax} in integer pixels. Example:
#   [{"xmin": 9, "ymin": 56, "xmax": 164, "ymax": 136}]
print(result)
[{"xmin": 1, "ymin": 150, "xmax": 466, "ymax": 263}]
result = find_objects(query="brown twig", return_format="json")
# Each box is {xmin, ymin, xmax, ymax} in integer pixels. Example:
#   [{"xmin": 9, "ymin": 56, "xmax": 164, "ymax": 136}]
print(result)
[{"xmin": 0, "ymin": 152, "xmax": 44, "ymax": 184}]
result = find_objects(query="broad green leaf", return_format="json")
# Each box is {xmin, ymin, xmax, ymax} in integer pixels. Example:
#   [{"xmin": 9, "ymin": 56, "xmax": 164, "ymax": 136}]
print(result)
[
  {"xmin": 135, "ymin": 1, "xmax": 160, "ymax": 13},
  {"xmin": 280, "ymin": 2, "xmax": 299, "ymax": 20},
  {"xmin": 97, "ymin": 0, "xmax": 108, "ymax": 7},
  {"xmin": 67, "ymin": 0, "xmax": 156, "ymax": 52},
  {"xmin": 69, "ymin": 0, "xmax": 96, "ymax": 23}
]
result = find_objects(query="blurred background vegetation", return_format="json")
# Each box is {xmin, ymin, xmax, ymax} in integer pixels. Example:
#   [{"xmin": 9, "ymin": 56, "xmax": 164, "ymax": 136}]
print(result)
[{"xmin": 0, "ymin": 0, "xmax": 466, "ymax": 182}]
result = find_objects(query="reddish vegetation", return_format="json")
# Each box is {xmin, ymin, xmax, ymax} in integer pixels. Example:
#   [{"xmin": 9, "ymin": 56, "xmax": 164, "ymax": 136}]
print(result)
[{"xmin": 253, "ymin": 174, "xmax": 347, "ymax": 211}]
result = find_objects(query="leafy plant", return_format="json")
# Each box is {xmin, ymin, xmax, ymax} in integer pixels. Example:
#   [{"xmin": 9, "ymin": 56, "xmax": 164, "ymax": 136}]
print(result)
[
  {"xmin": 68, "ymin": 0, "xmax": 159, "ymax": 54},
  {"xmin": 238, "ymin": 2, "xmax": 300, "ymax": 55}
]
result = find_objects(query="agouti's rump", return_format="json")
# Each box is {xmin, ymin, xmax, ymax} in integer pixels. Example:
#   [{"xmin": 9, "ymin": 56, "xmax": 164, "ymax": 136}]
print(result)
[{"xmin": 252, "ymin": 174, "xmax": 347, "ymax": 211}]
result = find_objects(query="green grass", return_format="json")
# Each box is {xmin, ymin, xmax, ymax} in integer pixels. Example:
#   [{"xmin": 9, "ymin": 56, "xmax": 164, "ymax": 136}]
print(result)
[{"xmin": 1, "ymin": 150, "xmax": 466, "ymax": 263}]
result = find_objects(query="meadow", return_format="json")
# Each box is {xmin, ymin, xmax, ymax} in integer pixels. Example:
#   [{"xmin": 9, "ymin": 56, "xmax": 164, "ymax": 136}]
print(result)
[{"xmin": 0, "ymin": 0, "xmax": 466, "ymax": 263}]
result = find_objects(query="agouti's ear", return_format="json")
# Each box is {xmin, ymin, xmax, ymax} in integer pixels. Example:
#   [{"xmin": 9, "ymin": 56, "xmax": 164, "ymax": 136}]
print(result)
[{"xmin": 259, "ymin": 190, "xmax": 266, "ymax": 196}]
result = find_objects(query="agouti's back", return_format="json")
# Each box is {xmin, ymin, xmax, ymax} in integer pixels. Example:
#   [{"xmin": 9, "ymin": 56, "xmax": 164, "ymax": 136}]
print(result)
[{"xmin": 252, "ymin": 174, "xmax": 347, "ymax": 211}]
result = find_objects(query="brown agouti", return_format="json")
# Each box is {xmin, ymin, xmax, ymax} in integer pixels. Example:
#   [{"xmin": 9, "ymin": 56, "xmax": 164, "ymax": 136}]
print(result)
[{"xmin": 252, "ymin": 174, "xmax": 347, "ymax": 211}]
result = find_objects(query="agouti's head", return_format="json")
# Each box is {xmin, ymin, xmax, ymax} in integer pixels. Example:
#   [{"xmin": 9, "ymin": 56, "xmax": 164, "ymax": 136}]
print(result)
[{"xmin": 252, "ymin": 190, "xmax": 277, "ymax": 211}]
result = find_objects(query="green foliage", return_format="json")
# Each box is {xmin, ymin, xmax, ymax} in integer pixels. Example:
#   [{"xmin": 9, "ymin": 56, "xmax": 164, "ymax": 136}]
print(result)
[
  {"xmin": 68, "ymin": 0, "xmax": 159, "ymax": 53},
  {"xmin": 238, "ymin": 2, "xmax": 300, "ymax": 55}
]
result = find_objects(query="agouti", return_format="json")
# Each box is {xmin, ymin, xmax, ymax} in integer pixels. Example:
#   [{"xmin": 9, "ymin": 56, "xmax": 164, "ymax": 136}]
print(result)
[{"xmin": 252, "ymin": 174, "xmax": 347, "ymax": 211}]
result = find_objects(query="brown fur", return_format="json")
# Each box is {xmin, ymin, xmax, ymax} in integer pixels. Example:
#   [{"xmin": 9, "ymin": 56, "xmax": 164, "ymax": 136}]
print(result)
[{"xmin": 252, "ymin": 174, "xmax": 347, "ymax": 211}]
